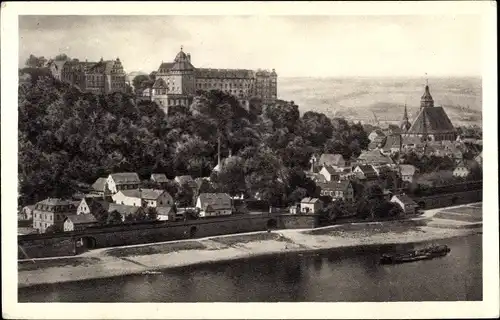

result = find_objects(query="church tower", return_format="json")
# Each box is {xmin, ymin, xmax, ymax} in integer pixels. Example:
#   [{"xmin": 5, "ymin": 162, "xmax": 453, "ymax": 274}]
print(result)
[
  {"xmin": 400, "ymin": 103, "xmax": 411, "ymax": 132},
  {"xmin": 420, "ymin": 79, "xmax": 434, "ymax": 109}
]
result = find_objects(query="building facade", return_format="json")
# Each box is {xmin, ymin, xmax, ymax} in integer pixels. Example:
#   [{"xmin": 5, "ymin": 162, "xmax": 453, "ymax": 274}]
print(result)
[
  {"xmin": 32, "ymin": 198, "xmax": 76, "ymax": 233},
  {"xmin": 48, "ymin": 57, "xmax": 127, "ymax": 94},
  {"xmin": 151, "ymin": 47, "xmax": 278, "ymax": 112}
]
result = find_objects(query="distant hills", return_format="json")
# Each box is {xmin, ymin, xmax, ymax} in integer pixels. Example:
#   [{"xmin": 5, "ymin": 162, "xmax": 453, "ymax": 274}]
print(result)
[{"xmin": 278, "ymin": 77, "xmax": 482, "ymax": 127}]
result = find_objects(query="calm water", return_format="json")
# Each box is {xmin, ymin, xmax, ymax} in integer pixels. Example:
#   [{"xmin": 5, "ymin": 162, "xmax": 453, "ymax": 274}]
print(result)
[{"xmin": 19, "ymin": 234, "xmax": 482, "ymax": 302}]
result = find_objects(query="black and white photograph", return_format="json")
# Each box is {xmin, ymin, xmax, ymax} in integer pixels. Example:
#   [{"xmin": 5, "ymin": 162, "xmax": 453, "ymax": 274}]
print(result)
[{"xmin": 1, "ymin": 1, "xmax": 498, "ymax": 319}]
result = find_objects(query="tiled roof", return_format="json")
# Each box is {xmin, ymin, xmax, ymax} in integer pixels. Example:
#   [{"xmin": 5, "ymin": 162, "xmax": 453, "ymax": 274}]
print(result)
[
  {"xmin": 356, "ymin": 164, "xmax": 377, "ymax": 175},
  {"xmin": 158, "ymin": 62, "xmax": 174, "ymax": 73},
  {"xmin": 321, "ymin": 165, "xmax": 338, "ymax": 175},
  {"xmin": 399, "ymin": 164, "xmax": 416, "ymax": 176},
  {"xmin": 317, "ymin": 181, "xmax": 351, "ymax": 192},
  {"xmin": 198, "ymin": 193, "xmax": 231, "ymax": 210},
  {"xmin": 175, "ymin": 175, "xmax": 197, "ymax": 188},
  {"xmin": 65, "ymin": 214, "xmax": 98, "ymax": 225},
  {"xmin": 157, "ymin": 206, "xmax": 174, "ymax": 216},
  {"xmin": 151, "ymin": 173, "xmax": 168, "ymax": 183},
  {"xmin": 171, "ymin": 60, "xmax": 195, "ymax": 71},
  {"xmin": 357, "ymin": 150, "xmax": 394, "ymax": 165},
  {"xmin": 407, "ymin": 106, "xmax": 456, "ymax": 134},
  {"xmin": 119, "ymin": 189, "xmax": 167, "ymax": 200},
  {"xmin": 301, "ymin": 197, "xmax": 322, "ymax": 204},
  {"xmin": 392, "ymin": 194, "xmax": 417, "ymax": 206},
  {"xmin": 108, "ymin": 203, "xmax": 142, "ymax": 216},
  {"xmin": 319, "ymin": 154, "xmax": 346, "ymax": 167},
  {"xmin": 36, "ymin": 198, "xmax": 74, "ymax": 206},
  {"xmin": 194, "ymin": 68, "xmax": 255, "ymax": 79},
  {"xmin": 381, "ymin": 135, "xmax": 402, "ymax": 151},
  {"xmin": 109, "ymin": 172, "xmax": 140, "ymax": 185},
  {"xmin": 91, "ymin": 177, "xmax": 108, "ymax": 192}
]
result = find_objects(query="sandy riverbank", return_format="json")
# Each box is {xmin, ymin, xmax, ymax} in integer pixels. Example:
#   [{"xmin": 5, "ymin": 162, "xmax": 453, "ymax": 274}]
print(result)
[{"xmin": 18, "ymin": 215, "xmax": 481, "ymax": 288}]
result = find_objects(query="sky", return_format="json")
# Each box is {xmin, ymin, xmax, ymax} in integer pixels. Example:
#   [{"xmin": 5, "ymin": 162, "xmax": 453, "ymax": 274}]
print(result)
[{"xmin": 18, "ymin": 15, "xmax": 482, "ymax": 77}]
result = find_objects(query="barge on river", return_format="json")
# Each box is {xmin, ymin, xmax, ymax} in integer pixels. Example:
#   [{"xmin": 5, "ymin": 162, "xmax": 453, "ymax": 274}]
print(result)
[{"xmin": 380, "ymin": 245, "xmax": 451, "ymax": 264}]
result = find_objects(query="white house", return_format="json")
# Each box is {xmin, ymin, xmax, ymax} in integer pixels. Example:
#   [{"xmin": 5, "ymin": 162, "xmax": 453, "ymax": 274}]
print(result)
[
  {"xmin": 106, "ymin": 172, "xmax": 140, "ymax": 194},
  {"xmin": 90, "ymin": 177, "xmax": 111, "ymax": 197},
  {"xmin": 112, "ymin": 189, "xmax": 173, "ymax": 207},
  {"xmin": 318, "ymin": 153, "xmax": 350, "ymax": 169},
  {"xmin": 319, "ymin": 165, "xmax": 340, "ymax": 182},
  {"xmin": 300, "ymin": 197, "xmax": 323, "ymax": 214},
  {"xmin": 195, "ymin": 193, "xmax": 232, "ymax": 218},
  {"xmin": 390, "ymin": 194, "xmax": 418, "ymax": 215},
  {"xmin": 150, "ymin": 173, "xmax": 169, "ymax": 184},
  {"xmin": 353, "ymin": 165, "xmax": 378, "ymax": 180},
  {"xmin": 63, "ymin": 214, "xmax": 98, "ymax": 232},
  {"xmin": 399, "ymin": 164, "xmax": 417, "ymax": 183}
]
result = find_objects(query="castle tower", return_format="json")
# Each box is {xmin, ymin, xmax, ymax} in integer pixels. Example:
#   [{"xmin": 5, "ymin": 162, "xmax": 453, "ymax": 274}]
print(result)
[
  {"xmin": 169, "ymin": 46, "xmax": 195, "ymax": 106},
  {"xmin": 420, "ymin": 79, "xmax": 434, "ymax": 109}
]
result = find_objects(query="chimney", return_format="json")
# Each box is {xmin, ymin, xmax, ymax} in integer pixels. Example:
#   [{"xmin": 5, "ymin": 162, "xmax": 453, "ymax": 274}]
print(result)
[{"xmin": 187, "ymin": 53, "xmax": 191, "ymax": 62}]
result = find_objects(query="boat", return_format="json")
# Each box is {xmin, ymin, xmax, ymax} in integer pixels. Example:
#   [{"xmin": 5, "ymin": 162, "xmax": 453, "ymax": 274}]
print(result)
[{"xmin": 380, "ymin": 245, "xmax": 451, "ymax": 264}]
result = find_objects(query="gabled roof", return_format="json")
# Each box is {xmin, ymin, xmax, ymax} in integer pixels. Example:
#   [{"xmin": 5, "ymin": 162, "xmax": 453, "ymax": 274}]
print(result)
[
  {"xmin": 407, "ymin": 106, "xmax": 455, "ymax": 134},
  {"xmin": 109, "ymin": 172, "xmax": 140, "ymax": 185},
  {"xmin": 301, "ymin": 197, "xmax": 322, "ymax": 204},
  {"xmin": 357, "ymin": 150, "xmax": 394, "ymax": 165},
  {"xmin": 158, "ymin": 62, "xmax": 175, "ymax": 73},
  {"xmin": 108, "ymin": 203, "xmax": 143, "ymax": 216},
  {"xmin": 197, "ymin": 193, "xmax": 231, "ymax": 210},
  {"xmin": 399, "ymin": 164, "xmax": 416, "ymax": 176},
  {"xmin": 152, "ymin": 78, "xmax": 167, "ymax": 89},
  {"xmin": 64, "ymin": 214, "xmax": 98, "ymax": 225},
  {"xmin": 91, "ymin": 177, "xmax": 108, "ymax": 192},
  {"xmin": 317, "ymin": 180, "xmax": 351, "ymax": 192},
  {"xmin": 175, "ymin": 175, "xmax": 197, "ymax": 188},
  {"xmin": 355, "ymin": 164, "xmax": 377, "ymax": 175},
  {"xmin": 318, "ymin": 153, "xmax": 346, "ymax": 167},
  {"xmin": 82, "ymin": 198, "xmax": 110, "ymax": 212},
  {"xmin": 151, "ymin": 173, "xmax": 168, "ymax": 183},
  {"xmin": 119, "ymin": 189, "xmax": 168, "ymax": 200},
  {"xmin": 156, "ymin": 206, "xmax": 174, "ymax": 216},
  {"xmin": 320, "ymin": 165, "xmax": 338, "ymax": 175},
  {"xmin": 36, "ymin": 198, "xmax": 74, "ymax": 207},
  {"xmin": 391, "ymin": 194, "xmax": 417, "ymax": 206}
]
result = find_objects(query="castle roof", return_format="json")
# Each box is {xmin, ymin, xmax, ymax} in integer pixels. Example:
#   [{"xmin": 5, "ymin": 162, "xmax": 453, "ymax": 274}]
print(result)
[
  {"xmin": 158, "ymin": 62, "xmax": 174, "ymax": 73},
  {"xmin": 407, "ymin": 106, "xmax": 455, "ymax": 134},
  {"xmin": 194, "ymin": 68, "xmax": 255, "ymax": 79}
]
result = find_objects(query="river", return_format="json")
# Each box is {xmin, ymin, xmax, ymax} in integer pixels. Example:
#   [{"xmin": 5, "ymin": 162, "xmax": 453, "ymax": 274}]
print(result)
[{"xmin": 18, "ymin": 234, "xmax": 482, "ymax": 302}]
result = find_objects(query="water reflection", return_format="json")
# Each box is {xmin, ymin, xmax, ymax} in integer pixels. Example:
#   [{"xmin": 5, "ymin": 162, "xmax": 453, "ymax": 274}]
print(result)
[{"xmin": 19, "ymin": 235, "xmax": 482, "ymax": 302}]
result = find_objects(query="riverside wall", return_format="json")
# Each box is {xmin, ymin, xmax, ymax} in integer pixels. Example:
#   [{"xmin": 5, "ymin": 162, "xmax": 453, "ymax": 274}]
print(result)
[{"xmin": 18, "ymin": 213, "xmax": 318, "ymax": 259}]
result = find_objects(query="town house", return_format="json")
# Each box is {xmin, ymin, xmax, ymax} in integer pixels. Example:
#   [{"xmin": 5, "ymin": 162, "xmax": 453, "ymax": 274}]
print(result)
[
  {"xmin": 300, "ymin": 197, "xmax": 323, "ymax": 214},
  {"xmin": 353, "ymin": 165, "xmax": 378, "ymax": 180},
  {"xmin": 112, "ymin": 189, "xmax": 173, "ymax": 207},
  {"xmin": 76, "ymin": 197, "xmax": 110, "ymax": 215},
  {"xmin": 107, "ymin": 203, "xmax": 146, "ymax": 222},
  {"xmin": 195, "ymin": 193, "xmax": 233, "ymax": 218},
  {"xmin": 317, "ymin": 180, "xmax": 354, "ymax": 202},
  {"xmin": 90, "ymin": 177, "xmax": 111, "ymax": 197},
  {"xmin": 390, "ymin": 194, "xmax": 419, "ymax": 215},
  {"xmin": 318, "ymin": 153, "xmax": 350, "ymax": 170},
  {"xmin": 32, "ymin": 198, "xmax": 76, "ymax": 233},
  {"xmin": 63, "ymin": 214, "xmax": 98, "ymax": 232},
  {"xmin": 319, "ymin": 165, "xmax": 341, "ymax": 182},
  {"xmin": 150, "ymin": 173, "xmax": 169, "ymax": 187},
  {"xmin": 106, "ymin": 172, "xmax": 141, "ymax": 194}
]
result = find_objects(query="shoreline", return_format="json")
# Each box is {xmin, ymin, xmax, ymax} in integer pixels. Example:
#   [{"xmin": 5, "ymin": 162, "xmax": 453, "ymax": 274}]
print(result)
[{"xmin": 18, "ymin": 217, "xmax": 482, "ymax": 288}]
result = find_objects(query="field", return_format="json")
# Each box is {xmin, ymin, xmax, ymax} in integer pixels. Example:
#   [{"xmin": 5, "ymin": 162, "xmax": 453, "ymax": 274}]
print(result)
[{"xmin": 278, "ymin": 76, "xmax": 482, "ymax": 127}]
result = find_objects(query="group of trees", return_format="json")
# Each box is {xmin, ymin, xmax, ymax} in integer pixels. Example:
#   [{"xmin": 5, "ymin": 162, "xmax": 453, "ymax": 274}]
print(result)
[{"xmin": 18, "ymin": 70, "xmax": 371, "ymax": 209}]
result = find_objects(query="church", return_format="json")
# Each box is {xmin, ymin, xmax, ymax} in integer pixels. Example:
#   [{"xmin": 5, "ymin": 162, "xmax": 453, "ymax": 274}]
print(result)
[{"xmin": 401, "ymin": 83, "xmax": 457, "ymax": 142}]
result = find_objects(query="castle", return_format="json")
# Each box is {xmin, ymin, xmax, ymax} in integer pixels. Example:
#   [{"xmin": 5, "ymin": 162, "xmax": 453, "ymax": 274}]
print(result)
[
  {"xmin": 150, "ymin": 47, "xmax": 278, "ymax": 111},
  {"xmin": 400, "ymin": 83, "xmax": 457, "ymax": 142},
  {"xmin": 48, "ymin": 58, "xmax": 127, "ymax": 95}
]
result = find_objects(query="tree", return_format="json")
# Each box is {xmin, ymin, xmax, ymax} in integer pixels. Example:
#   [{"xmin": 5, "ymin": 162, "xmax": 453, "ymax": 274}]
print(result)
[
  {"xmin": 45, "ymin": 224, "xmax": 63, "ymax": 233},
  {"xmin": 183, "ymin": 209, "xmax": 199, "ymax": 221},
  {"xmin": 107, "ymin": 210, "xmax": 123, "ymax": 225},
  {"xmin": 55, "ymin": 53, "xmax": 70, "ymax": 61},
  {"xmin": 132, "ymin": 74, "xmax": 151, "ymax": 91},
  {"xmin": 146, "ymin": 207, "xmax": 158, "ymax": 221},
  {"xmin": 25, "ymin": 54, "xmax": 47, "ymax": 68}
]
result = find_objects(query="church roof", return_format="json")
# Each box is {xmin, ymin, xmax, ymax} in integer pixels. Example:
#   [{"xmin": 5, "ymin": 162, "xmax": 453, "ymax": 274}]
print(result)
[{"xmin": 407, "ymin": 106, "xmax": 455, "ymax": 134}]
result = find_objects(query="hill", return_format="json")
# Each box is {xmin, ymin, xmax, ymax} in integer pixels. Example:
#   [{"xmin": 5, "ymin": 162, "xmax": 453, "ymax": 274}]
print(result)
[{"xmin": 278, "ymin": 77, "xmax": 482, "ymax": 127}]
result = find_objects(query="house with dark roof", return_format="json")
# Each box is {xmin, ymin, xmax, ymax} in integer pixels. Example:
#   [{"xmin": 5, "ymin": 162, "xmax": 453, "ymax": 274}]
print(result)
[
  {"xmin": 112, "ymin": 189, "xmax": 173, "ymax": 207},
  {"xmin": 90, "ymin": 177, "xmax": 111, "ymax": 197},
  {"xmin": 353, "ymin": 165, "xmax": 378, "ymax": 180},
  {"xmin": 390, "ymin": 194, "xmax": 418, "ymax": 215},
  {"xmin": 106, "ymin": 172, "xmax": 140, "ymax": 194},
  {"xmin": 63, "ymin": 214, "xmax": 99, "ymax": 232},
  {"xmin": 317, "ymin": 180, "xmax": 354, "ymax": 202},
  {"xmin": 107, "ymin": 204, "xmax": 145, "ymax": 221},
  {"xmin": 300, "ymin": 198, "xmax": 323, "ymax": 214},
  {"xmin": 318, "ymin": 153, "xmax": 350, "ymax": 169},
  {"xmin": 356, "ymin": 149, "xmax": 394, "ymax": 167},
  {"xmin": 195, "ymin": 193, "xmax": 232, "ymax": 218},
  {"xmin": 76, "ymin": 197, "xmax": 110, "ymax": 216}
]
